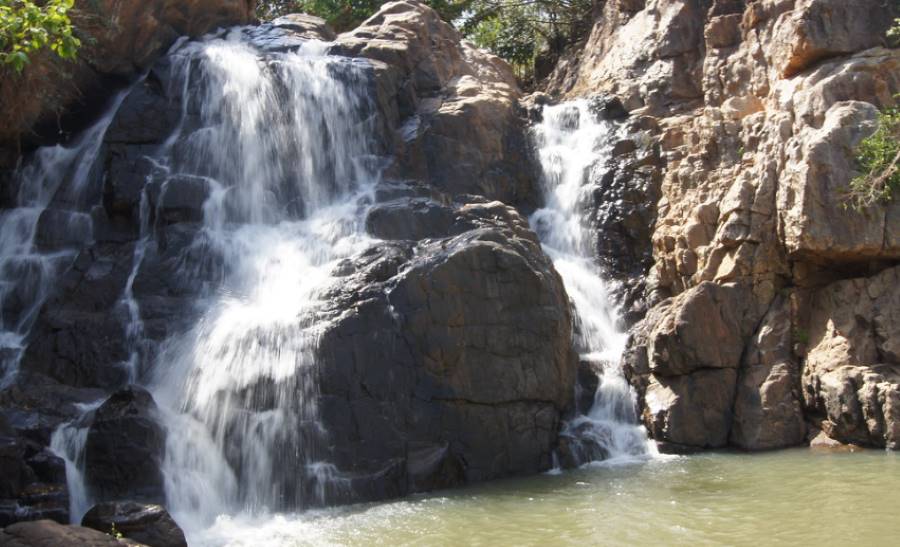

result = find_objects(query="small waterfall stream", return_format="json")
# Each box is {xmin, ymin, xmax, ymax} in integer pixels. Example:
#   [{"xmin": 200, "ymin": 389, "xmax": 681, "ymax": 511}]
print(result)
[
  {"xmin": 530, "ymin": 100, "xmax": 656, "ymax": 465},
  {"xmin": 0, "ymin": 91, "xmax": 129, "ymax": 386}
]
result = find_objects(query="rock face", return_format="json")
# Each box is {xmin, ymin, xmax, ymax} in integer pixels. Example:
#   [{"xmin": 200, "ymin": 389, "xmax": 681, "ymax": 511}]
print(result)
[
  {"xmin": 550, "ymin": 0, "xmax": 900, "ymax": 450},
  {"xmin": 0, "ymin": 0, "xmax": 256, "ymax": 161},
  {"xmin": 82, "ymin": 502, "xmax": 186, "ymax": 547}
]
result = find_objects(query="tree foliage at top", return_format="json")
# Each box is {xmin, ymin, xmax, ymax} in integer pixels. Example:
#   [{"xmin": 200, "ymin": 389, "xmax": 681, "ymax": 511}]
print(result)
[
  {"xmin": 256, "ymin": 0, "xmax": 596, "ymax": 81},
  {"xmin": 0, "ymin": 0, "xmax": 80, "ymax": 73}
]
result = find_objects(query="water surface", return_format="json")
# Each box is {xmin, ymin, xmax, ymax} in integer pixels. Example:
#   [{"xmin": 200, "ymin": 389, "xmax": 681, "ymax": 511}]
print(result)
[{"xmin": 190, "ymin": 449, "xmax": 899, "ymax": 546}]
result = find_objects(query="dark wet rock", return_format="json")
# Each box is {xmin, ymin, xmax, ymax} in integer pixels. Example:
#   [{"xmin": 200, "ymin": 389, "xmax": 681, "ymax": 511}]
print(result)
[
  {"xmin": 588, "ymin": 94, "xmax": 629, "ymax": 121},
  {"xmin": 0, "ymin": 519, "xmax": 145, "ymax": 547},
  {"xmin": 153, "ymin": 175, "xmax": 211, "ymax": 224},
  {"xmin": 365, "ymin": 197, "xmax": 457, "ymax": 240},
  {"xmin": 587, "ymin": 122, "xmax": 662, "ymax": 323},
  {"xmin": 0, "ymin": 372, "xmax": 106, "ymax": 443},
  {"xmin": 19, "ymin": 244, "xmax": 135, "ymax": 390},
  {"xmin": 104, "ymin": 73, "xmax": 181, "ymax": 146},
  {"xmin": 34, "ymin": 209, "xmax": 93, "ymax": 252},
  {"xmin": 82, "ymin": 502, "xmax": 186, "ymax": 547},
  {"xmin": 314, "ymin": 199, "xmax": 576, "ymax": 500},
  {"xmin": 0, "ymin": 414, "xmax": 70, "ymax": 526},
  {"xmin": 103, "ymin": 144, "xmax": 161, "ymax": 220},
  {"xmin": 84, "ymin": 387, "xmax": 166, "ymax": 503},
  {"xmin": 246, "ymin": 14, "xmax": 336, "ymax": 52}
]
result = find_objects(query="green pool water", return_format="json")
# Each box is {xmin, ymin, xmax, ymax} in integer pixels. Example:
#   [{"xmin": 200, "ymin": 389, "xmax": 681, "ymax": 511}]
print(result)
[{"xmin": 190, "ymin": 449, "xmax": 900, "ymax": 546}]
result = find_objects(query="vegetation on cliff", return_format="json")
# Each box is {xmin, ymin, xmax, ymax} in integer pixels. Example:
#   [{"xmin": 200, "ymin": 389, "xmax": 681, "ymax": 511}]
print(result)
[
  {"xmin": 0, "ymin": 0, "xmax": 79, "ymax": 72},
  {"xmin": 849, "ymin": 105, "xmax": 900, "ymax": 208}
]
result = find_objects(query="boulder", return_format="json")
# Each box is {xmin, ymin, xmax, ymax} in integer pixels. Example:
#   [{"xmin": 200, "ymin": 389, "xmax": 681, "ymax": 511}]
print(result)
[
  {"xmin": 84, "ymin": 387, "xmax": 167, "ymax": 502},
  {"xmin": 82, "ymin": 502, "xmax": 186, "ymax": 547},
  {"xmin": 645, "ymin": 282, "xmax": 754, "ymax": 377},
  {"xmin": 0, "ymin": 519, "xmax": 145, "ymax": 547},
  {"xmin": 314, "ymin": 197, "xmax": 576, "ymax": 498},
  {"xmin": 643, "ymin": 368, "xmax": 738, "ymax": 449}
]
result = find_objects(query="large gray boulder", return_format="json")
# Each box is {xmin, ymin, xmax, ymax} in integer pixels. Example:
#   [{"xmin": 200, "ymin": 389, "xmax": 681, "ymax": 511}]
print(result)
[{"xmin": 316, "ymin": 196, "xmax": 576, "ymax": 498}]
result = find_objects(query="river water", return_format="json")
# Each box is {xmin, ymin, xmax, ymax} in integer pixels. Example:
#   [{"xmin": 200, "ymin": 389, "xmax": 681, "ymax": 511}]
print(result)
[{"xmin": 188, "ymin": 449, "xmax": 899, "ymax": 546}]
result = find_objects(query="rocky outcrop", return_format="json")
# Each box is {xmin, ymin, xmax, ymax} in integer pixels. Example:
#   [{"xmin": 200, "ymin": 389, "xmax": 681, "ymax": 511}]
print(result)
[
  {"xmin": 0, "ymin": 0, "xmax": 256, "ymax": 162},
  {"xmin": 802, "ymin": 266, "xmax": 900, "ymax": 448},
  {"xmin": 334, "ymin": 1, "xmax": 540, "ymax": 210},
  {"xmin": 82, "ymin": 502, "xmax": 186, "ymax": 547},
  {"xmin": 551, "ymin": 0, "xmax": 900, "ymax": 450}
]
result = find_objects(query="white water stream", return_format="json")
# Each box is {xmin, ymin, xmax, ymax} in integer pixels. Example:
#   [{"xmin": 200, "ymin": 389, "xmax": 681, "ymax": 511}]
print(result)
[
  {"xmin": 141, "ymin": 32, "xmax": 383, "ymax": 526},
  {"xmin": 530, "ymin": 101, "xmax": 656, "ymax": 465}
]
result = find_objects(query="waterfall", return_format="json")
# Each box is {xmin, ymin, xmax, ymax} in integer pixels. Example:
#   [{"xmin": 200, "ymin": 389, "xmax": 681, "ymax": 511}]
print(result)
[
  {"xmin": 530, "ymin": 100, "xmax": 656, "ymax": 465},
  {"xmin": 139, "ymin": 31, "xmax": 384, "ymax": 524}
]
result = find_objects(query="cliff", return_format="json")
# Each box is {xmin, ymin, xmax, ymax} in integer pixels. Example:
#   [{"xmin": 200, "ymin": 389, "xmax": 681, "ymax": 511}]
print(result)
[{"xmin": 547, "ymin": 0, "xmax": 900, "ymax": 451}]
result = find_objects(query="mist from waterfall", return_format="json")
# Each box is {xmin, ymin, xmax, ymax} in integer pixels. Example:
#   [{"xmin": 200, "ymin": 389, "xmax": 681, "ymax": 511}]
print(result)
[{"xmin": 530, "ymin": 100, "xmax": 657, "ymax": 465}]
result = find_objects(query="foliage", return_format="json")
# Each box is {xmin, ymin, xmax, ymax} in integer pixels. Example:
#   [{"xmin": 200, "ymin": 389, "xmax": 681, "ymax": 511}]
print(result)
[
  {"xmin": 889, "ymin": 17, "xmax": 900, "ymax": 48},
  {"xmin": 108, "ymin": 523, "xmax": 124, "ymax": 540},
  {"xmin": 0, "ymin": 0, "xmax": 80, "ymax": 72},
  {"xmin": 461, "ymin": 0, "xmax": 593, "ymax": 80},
  {"xmin": 847, "ymin": 105, "xmax": 900, "ymax": 209}
]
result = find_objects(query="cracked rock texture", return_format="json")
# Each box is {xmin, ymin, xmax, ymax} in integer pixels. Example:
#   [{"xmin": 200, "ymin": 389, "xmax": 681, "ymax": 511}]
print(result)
[{"xmin": 550, "ymin": 0, "xmax": 900, "ymax": 451}]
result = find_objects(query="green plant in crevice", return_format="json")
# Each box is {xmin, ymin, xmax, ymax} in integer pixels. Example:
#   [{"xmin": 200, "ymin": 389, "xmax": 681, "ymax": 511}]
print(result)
[
  {"xmin": 847, "ymin": 104, "xmax": 900, "ymax": 209},
  {"xmin": 108, "ymin": 522, "xmax": 124, "ymax": 540},
  {"xmin": 0, "ymin": 0, "xmax": 81, "ymax": 73},
  {"xmin": 889, "ymin": 18, "xmax": 900, "ymax": 48}
]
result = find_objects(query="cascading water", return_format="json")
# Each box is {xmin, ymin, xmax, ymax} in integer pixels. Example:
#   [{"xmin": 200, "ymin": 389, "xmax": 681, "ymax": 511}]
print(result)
[
  {"xmin": 530, "ymin": 100, "xmax": 657, "ymax": 465},
  {"xmin": 136, "ymin": 30, "xmax": 384, "ymax": 526},
  {"xmin": 0, "ymin": 93, "xmax": 128, "ymax": 386},
  {"xmin": 5, "ymin": 25, "xmax": 386, "ymax": 532}
]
